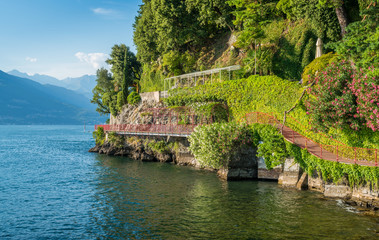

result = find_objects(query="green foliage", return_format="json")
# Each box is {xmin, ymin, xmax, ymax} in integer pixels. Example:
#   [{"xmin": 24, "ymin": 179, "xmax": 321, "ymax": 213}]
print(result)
[
  {"xmin": 148, "ymin": 140, "xmax": 170, "ymax": 154},
  {"xmin": 284, "ymin": 0, "xmax": 341, "ymax": 41},
  {"xmin": 251, "ymin": 124, "xmax": 289, "ymax": 169},
  {"xmin": 93, "ymin": 127, "xmax": 105, "ymax": 145},
  {"xmin": 91, "ymin": 68, "xmax": 114, "ymax": 115},
  {"xmin": 92, "ymin": 44, "xmax": 141, "ymax": 116},
  {"xmin": 162, "ymin": 50, "xmax": 197, "ymax": 76},
  {"xmin": 102, "ymin": 91, "xmax": 118, "ymax": 117},
  {"xmin": 106, "ymin": 44, "xmax": 141, "ymax": 93},
  {"xmin": 166, "ymin": 73, "xmax": 379, "ymax": 149},
  {"xmin": 116, "ymin": 91, "xmax": 126, "ymax": 111},
  {"xmin": 299, "ymin": 147, "xmax": 379, "ymax": 187},
  {"xmin": 330, "ymin": 3, "xmax": 379, "ymax": 69},
  {"xmin": 230, "ymin": 0, "xmax": 341, "ymax": 79},
  {"xmin": 108, "ymin": 132, "xmax": 124, "ymax": 148},
  {"xmin": 302, "ymin": 52, "xmax": 337, "ymax": 85},
  {"xmin": 186, "ymin": 0, "xmax": 234, "ymax": 31},
  {"xmin": 134, "ymin": 0, "xmax": 232, "ymax": 65},
  {"xmin": 139, "ymin": 63, "xmax": 165, "ymax": 92},
  {"xmin": 189, "ymin": 102, "xmax": 229, "ymax": 123},
  {"xmin": 127, "ymin": 92, "xmax": 141, "ymax": 105},
  {"xmin": 189, "ymin": 122, "xmax": 258, "ymax": 169},
  {"xmin": 272, "ymin": 20, "xmax": 317, "ymax": 80},
  {"xmin": 255, "ymin": 126, "xmax": 379, "ymax": 187},
  {"xmin": 228, "ymin": 0, "xmax": 278, "ymax": 49},
  {"xmin": 165, "ymin": 75, "xmax": 303, "ymax": 121}
]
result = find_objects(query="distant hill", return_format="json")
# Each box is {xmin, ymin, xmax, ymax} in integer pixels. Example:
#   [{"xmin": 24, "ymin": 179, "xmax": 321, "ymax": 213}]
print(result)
[
  {"xmin": 7, "ymin": 70, "xmax": 97, "ymax": 98},
  {"xmin": 0, "ymin": 70, "xmax": 106, "ymax": 125}
]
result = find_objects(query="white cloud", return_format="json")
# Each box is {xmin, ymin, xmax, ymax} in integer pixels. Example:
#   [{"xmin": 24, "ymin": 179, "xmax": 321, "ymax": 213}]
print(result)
[
  {"xmin": 92, "ymin": 8, "xmax": 114, "ymax": 15},
  {"xmin": 25, "ymin": 57, "xmax": 37, "ymax": 63},
  {"xmin": 75, "ymin": 52, "xmax": 108, "ymax": 69}
]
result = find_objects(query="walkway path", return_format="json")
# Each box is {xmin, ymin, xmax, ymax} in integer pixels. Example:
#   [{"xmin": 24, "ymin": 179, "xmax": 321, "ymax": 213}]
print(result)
[
  {"xmin": 246, "ymin": 112, "xmax": 377, "ymax": 167},
  {"xmin": 96, "ymin": 111, "xmax": 378, "ymax": 167}
]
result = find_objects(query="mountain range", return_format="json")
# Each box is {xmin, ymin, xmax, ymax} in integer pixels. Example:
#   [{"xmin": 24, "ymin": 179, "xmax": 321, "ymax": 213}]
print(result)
[
  {"xmin": 7, "ymin": 70, "xmax": 97, "ymax": 99},
  {"xmin": 0, "ymin": 70, "xmax": 106, "ymax": 125}
]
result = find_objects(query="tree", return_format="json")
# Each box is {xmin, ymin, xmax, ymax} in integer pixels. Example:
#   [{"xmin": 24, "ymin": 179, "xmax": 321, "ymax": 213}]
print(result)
[
  {"xmin": 91, "ymin": 68, "xmax": 114, "ymax": 115},
  {"xmin": 186, "ymin": 0, "xmax": 235, "ymax": 32},
  {"xmin": 133, "ymin": 0, "xmax": 159, "ymax": 63},
  {"xmin": 318, "ymin": 0, "xmax": 350, "ymax": 36},
  {"xmin": 228, "ymin": 0, "xmax": 278, "ymax": 49},
  {"xmin": 91, "ymin": 44, "xmax": 141, "ymax": 116},
  {"xmin": 332, "ymin": 2, "xmax": 379, "ymax": 69},
  {"xmin": 106, "ymin": 44, "xmax": 141, "ymax": 110}
]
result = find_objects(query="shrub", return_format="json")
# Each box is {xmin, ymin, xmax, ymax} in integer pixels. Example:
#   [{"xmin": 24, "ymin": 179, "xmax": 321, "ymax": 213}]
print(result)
[
  {"xmin": 350, "ymin": 66, "xmax": 379, "ymax": 131},
  {"xmin": 188, "ymin": 122, "xmax": 258, "ymax": 169},
  {"xmin": 147, "ymin": 140, "xmax": 170, "ymax": 154},
  {"xmin": 108, "ymin": 132, "xmax": 124, "ymax": 148},
  {"xmin": 127, "ymin": 92, "xmax": 141, "ymax": 105},
  {"xmin": 306, "ymin": 60, "xmax": 379, "ymax": 132},
  {"xmin": 93, "ymin": 127, "xmax": 105, "ymax": 145},
  {"xmin": 302, "ymin": 52, "xmax": 337, "ymax": 85},
  {"xmin": 306, "ymin": 61, "xmax": 364, "ymax": 132}
]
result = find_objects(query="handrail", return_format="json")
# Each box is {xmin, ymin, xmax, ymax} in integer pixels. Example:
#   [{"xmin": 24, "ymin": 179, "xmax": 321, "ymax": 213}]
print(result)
[
  {"xmin": 244, "ymin": 112, "xmax": 377, "ymax": 167},
  {"xmin": 95, "ymin": 123, "xmax": 198, "ymax": 136},
  {"xmin": 94, "ymin": 111, "xmax": 378, "ymax": 167}
]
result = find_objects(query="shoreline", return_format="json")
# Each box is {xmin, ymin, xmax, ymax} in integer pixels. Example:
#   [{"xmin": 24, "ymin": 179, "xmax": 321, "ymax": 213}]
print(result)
[{"xmin": 90, "ymin": 136, "xmax": 378, "ymax": 216}]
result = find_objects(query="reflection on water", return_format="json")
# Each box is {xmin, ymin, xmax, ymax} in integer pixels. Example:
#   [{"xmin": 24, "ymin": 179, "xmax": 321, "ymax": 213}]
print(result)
[
  {"xmin": 0, "ymin": 126, "xmax": 377, "ymax": 239},
  {"xmin": 91, "ymin": 154, "xmax": 378, "ymax": 239}
]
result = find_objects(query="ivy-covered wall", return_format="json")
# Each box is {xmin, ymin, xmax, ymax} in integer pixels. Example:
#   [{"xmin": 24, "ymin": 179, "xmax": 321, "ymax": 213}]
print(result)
[{"xmin": 164, "ymin": 75, "xmax": 379, "ymax": 150}]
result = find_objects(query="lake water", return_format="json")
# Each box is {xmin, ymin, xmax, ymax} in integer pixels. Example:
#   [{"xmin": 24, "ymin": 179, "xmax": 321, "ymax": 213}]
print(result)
[{"xmin": 0, "ymin": 125, "xmax": 377, "ymax": 239}]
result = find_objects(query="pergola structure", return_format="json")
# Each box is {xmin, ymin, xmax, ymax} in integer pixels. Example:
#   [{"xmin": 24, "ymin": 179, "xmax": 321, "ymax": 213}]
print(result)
[{"xmin": 163, "ymin": 65, "xmax": 241, "ymax": 98}]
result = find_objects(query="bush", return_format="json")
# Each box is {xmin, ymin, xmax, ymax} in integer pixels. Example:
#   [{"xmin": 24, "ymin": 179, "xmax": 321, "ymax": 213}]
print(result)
[
  {"xmin": 350, "ymin": 66, "xmax": 379, "ymax": 131},
  {"xmin": 306, "ymin": 60, "xmax": 379, "ymax": 132},
  {"xmin": 93, "ymin": 127, "xmax": 105, "ymax": 145},
  {"xmin": 139, "ymin": 63, "xmax": 165, "ymax": 92},
  {"xmin": 108, "ymin": 132, "xmax": 124, "ymax": 148},
  {"xmin": 189, "ymin": 122, "xmax": 258, "ymax": 169},
  {"xmin": 127, "ymin": 92, "xmax": 141, "ymax": 105},
  {"xmin": 302, "ymin": 52, "xmax": 337, "ymax": 85},
  {"xmin": 147, "ymin": 140, "xmax": 170, "ymax": 154},
  {"xmin": 306, "ymin": 60, "xmax": 364, "ymax": 132}
]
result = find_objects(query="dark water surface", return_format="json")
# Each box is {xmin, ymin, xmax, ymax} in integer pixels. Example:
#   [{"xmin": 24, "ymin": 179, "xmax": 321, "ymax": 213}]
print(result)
[{"xmin": 0, "ymin": 126, "xmax": 377, "ymax": 239}]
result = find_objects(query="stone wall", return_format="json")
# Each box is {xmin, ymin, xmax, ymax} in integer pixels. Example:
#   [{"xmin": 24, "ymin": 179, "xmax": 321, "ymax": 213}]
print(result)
[
  {"xmin": 140, "ymin": 91, "xmax": 161, "ymax": 103},
  {"xmin": 217, "ymin": 147, "xmax": 258, "ymax": 180},
  {"xmin": 278, "ymin": 158, "xmax": 378, "ymax": 212},
  {"xmin": 257, "ymin": 157, "xmax": 282, "ymax": 180}
]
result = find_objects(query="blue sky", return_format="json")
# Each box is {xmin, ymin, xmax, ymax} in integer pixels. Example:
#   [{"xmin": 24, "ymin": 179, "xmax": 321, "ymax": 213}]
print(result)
[{"xmin": 0, "ymin": 0, "xmax": 142, "ymax": 79}]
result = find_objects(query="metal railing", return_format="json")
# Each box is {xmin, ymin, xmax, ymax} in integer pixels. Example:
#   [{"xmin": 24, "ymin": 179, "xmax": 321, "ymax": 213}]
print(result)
[
  {"xmin": 95, "ymin": 124, "xmax": 197, "ymax": 137},
  {"xmin": 244, "ymin": 112, "xmax": 378, "ymax": 167}
]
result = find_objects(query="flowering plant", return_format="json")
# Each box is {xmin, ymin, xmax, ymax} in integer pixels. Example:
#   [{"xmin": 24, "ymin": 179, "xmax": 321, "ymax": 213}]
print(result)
[
  {"xmin": 350, "ymin": 66, "xmax": 379, "ymax": 131},
  {"xmin": 306, "ymin": 61, "xmax": 379, "ymax": 132}
]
